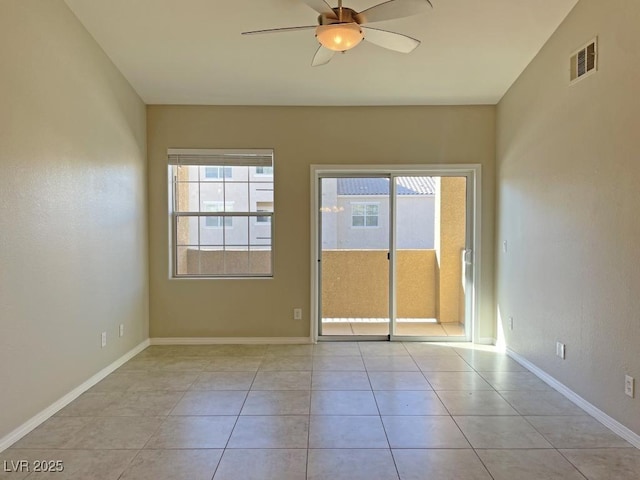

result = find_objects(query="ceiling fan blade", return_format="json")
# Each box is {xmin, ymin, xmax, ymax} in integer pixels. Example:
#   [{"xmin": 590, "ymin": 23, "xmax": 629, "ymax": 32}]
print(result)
[
  {"xmin": 311, "ymin": 45, "xmax": 336, "ymax": 66},
  {"xmin": 362, "ymin": 26, "xmax": 420, "ymax": 53},
  {"xmin": 354, "ymin": 0, "xmax": 432, "ymax": 25},
  {"xmin": 242, "ymin": 25, "xmax": 317, "ymax": 35},
  {"xmin": 300, "ymin": 0, "xmax": 338, "ymax": 18}
]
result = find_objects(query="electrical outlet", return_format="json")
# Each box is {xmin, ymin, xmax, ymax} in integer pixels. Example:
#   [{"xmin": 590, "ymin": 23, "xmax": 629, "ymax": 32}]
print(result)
[
  {"xmin": 508, "ymin": 317, "xmax": 513, "ymax": 331},
  {"xmin": 556, "ymin": 342, "xmax": 566, "ymax": 359},
  {"xmin": 625, "ymin": 375, "xmax": 635, "ymax": 398},
  {"xmin": 293, "ymin": 308, "xmax": 302, "ymax": 320},
  {"xmin": 119, "ymin": 324, "xmax": 124, "ymax": 337},
  {"xmin": 502, "ymin": 240, "xmax": 508, "ymax": 253},
  {"xmin": 101, "ymin": 332, "xmax": 107, "ymax": 348}
]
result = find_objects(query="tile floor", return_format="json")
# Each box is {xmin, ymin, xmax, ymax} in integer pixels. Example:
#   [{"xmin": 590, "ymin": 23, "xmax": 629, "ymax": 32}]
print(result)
[{"xmin": 2, "ymin": 342, "xmax": 639, "ymax": 479}]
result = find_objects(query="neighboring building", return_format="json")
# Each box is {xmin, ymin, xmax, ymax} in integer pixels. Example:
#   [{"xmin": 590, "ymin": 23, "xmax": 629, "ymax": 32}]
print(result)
[{"xmin": 321, "ymin": 177, "xmax": 436, "ymax": 250}]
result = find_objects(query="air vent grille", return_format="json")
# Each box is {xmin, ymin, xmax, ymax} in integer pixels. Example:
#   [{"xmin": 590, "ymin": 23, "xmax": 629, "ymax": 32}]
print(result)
[{"xmin": 570, "ymin": 38, "xmax": 597, "ymax": 84}]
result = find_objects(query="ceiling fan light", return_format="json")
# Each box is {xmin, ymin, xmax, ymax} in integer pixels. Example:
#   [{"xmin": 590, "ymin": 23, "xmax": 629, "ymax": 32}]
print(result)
[{"xmin": 316, "ymin": 23, "xmax": 364, "ymax": 52}]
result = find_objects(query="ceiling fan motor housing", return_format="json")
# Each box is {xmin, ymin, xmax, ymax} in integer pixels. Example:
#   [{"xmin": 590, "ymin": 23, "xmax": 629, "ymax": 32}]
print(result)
[{"xmin": 318, "ymin": 7, "xmax": 358, "ymax": 26}]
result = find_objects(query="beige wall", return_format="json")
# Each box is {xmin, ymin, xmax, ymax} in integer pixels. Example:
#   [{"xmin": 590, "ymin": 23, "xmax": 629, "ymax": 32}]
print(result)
[
  {"xmin": 0, "ymin": 0, "xmax": 147, "ymax": 441},
  {"xmin": 148, "ymin": 105, "xmax": 495, "ymax": 339},
  {"xmin": 497, "ymin": 0, "xmax": 640, "ymax": 435}
]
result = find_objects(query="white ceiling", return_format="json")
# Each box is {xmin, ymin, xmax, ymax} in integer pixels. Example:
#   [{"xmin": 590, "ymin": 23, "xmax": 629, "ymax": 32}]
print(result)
[{"xmin": 64, "ymin": 0, "xmax": 579, "ymax": 106}]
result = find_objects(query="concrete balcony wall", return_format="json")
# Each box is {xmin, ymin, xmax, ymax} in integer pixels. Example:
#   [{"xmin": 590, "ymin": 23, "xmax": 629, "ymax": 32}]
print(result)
[{"xmin": 321, "ymin": 250, "xmax": 437, "ymax": 319}]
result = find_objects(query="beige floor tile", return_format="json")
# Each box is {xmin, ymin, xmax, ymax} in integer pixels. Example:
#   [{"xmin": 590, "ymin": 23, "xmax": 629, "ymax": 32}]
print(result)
[
  {"xmin": 393, "ymin": 449, "xmax": 492, "ymax": 480},
  {"xmin": 89, "ymin": 373, "xmax": 141, "ymax": 392},
  {"xmin": 363, "ymin": 356, "xmax": 419, "ymax": 372},
  {"xmin": 309, "ymin": 416, "xmax": 388, "ymax": 448},
  {"xmin": 423, "ymin": 371, "xmax": 493, "ymax": 391},
  {"xmin": 374, "ymin": 391, "xmax": 448, "ymax": 415},
  {"xmin": 2, "ymin": 449, "xmax": 138, "ymax": 480},
  {"xmin": 313, "ymin": 343, "xmax": 361, "ymax": 356},
  {"xmin": 115, "ymin": 356, "xmax": 164, "ymax": 372},
  {"xmin": 147, "ymin": 357, "xmax": 211, "ymax": 372},
  {"xmin": 55, "ymin": 392, "xmax": 123, "ymax": 417},
  {"xmin": 307, "ymin": 449, "xmax": 399, "ymax": 480},
  {"xmin": 312, "ymin": 371, "xmax": 372, "ymax": 390},
  {"xmin": 499, "ymin": 390, "xmax": 585, "ymax": 415},
  {"xmin": 368, "ymin": 371, "xmax": 432, "ymax": 390},
  {"xmin": 413, "ymin": 355, "xmax": 473, "ymax": 372},
  {"xmin": 266, "ymin": 344, "xmax": 314, "ymax": 356},
  {"xmin": 478, "ymin": 371, "xmax": 551, "ymax": 391},
  {"xmin": 241, "ymin": 391, "xmax": 311, "ymax": 415},
  {"xmin": 462, "ymin": 355, "xmax": 526, "ymax": 372},
  {"xmin": 204, "ymin": 356, "xmax": 263, "ymax": 372},
  {"xmin": 147, "ymin": 345, "xmax": 227, "ymax": 357},
  {"xmin": 382, "ymin": 416, "xmax": 470, "ymax": 448},
  {"xmin": 259, "ymin": 356, "xmax": 313, "ymax": 371},
  {"xmin": 312, "ymin": 356, "xmax": 365, "ymax": 371},
  {"xmin": 170, "ymin": 390, "xmax": 246, "ymax": 415},
  {"xmin": 477, "ymin": 449, "xmax": 587, "ymax": 480},
  {"xmin": 100, "ymin": 391, "xmax": 185, "ymax": 416},
  {"xmin": 251, "ymin": 371, "xmax": 312, "ymax": 390},
  {"xmin": 227, "ymin": 416, "xmax": 309, "ymax": 448},
  {"xmin": 453, "ymin": 416, "xmax": 552, "ymax": 449},
  {"xmin": 121, "ymin": 449, "xmax": 222, "ymax": 480},
  {"xmin": 11, "ymin": 417, "xmax": 94, "ymax": 449},
  {"xmin": 190, "ymin": 372, "xmax": 255, "ymax": 390},
  {"xmin": 525, "ymin": 416, "xmax": 632, "ymax": 448},
  {"xmin": 117, "ymin": 355, "xmax": 209, "ymax": 373},
  {"xmin": 145, "ymin": 416, "xmax": 236, "ymax": 449},
  {"xmin": 8, "ymin": 342, "xmax": 635, "ymax": 480},
  {"xmin": 214, "ymin": 449, "xmax": 307, "ymax": 480},
  {"xmin": 120, "ymin": 371, "xmax": 200, "ymax": 392},
  {"xmin": 358, "ymin": 342, "xmax": 409, "ymax": 356},
  {"xmin": 559, "ymin": 448, "xmax": 640, "ymax": 480},
  {"xmin": 68, "ymin": 416, "xmax": 163, "ymax": 449},
  {"xmin": 437, "ymin": 391, "xmax": 519, "ymax": 415},
  {"xmin": 311, "ymin": 391, "xmax": 378, "ymax": 415},
  {"xmin": 210, "ymin": 345, "xmax": 268, "ymax": 357},
  {"xmin": 403, "ymin": 343, "xmax": 459, "ymax": 356}
]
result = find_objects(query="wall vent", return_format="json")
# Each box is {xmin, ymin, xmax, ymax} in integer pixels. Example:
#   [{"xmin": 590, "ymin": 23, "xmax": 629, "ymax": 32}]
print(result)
[{"xmin": 570, "ymin": 37, "xmax": 597, "ymax": 84}]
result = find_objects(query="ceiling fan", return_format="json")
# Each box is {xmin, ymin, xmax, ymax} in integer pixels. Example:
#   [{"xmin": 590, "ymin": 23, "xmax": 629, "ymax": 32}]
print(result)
[{"xmin": 242, "ymin": 0, "xmax": 433, "ymax": 66}]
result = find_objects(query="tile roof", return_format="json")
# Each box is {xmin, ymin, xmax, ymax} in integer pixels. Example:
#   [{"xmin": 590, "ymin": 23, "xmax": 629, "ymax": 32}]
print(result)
[{"xmin": 337, "ymin": 177, "xmax": 436, "ymax": 196}]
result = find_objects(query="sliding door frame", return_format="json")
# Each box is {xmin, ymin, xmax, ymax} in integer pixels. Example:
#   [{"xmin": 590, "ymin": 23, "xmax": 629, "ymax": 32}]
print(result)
[{"xmin": 310, "ymin": 164, "xmax": 482, "ymax": 343}]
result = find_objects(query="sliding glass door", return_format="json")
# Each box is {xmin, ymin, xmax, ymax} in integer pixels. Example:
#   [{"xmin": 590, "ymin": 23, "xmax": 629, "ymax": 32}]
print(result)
[
  {"xmin": 314, "ymin": 166, "xmax": 477, "ymax": 342},
  {"xmin": 318, "ymin": 176, "xmax": 390, "ymax": 338}
]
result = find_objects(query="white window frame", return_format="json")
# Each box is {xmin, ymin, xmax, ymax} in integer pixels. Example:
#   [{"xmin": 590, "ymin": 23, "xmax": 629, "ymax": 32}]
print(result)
[
  {"xmin": 351, "ymin": 202, "xmax": 380, "ymax": 228},
  {"xmin": 169, "ymin": 148, "xmax": 274, "ymax": 278}
]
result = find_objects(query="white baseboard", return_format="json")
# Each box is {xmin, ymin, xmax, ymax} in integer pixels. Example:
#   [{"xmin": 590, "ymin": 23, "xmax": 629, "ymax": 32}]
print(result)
[
  {"xmin": 150, "ymin": 337, "xmax": 312, "ymax": 345},
  {"xmin": 0, "ymin": 339, "xmax": 150, "ymax": 453},
  {"xmin": 507, "ymin": 348, "xmax": 640, "ymax": 449},
  {"xmin": 476, "ymin": 337, "xmax": 496, "ymax": 345}
]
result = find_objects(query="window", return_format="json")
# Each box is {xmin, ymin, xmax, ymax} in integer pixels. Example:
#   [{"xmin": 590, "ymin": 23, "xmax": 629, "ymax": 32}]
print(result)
[
  {"xmin": 256, "ymin": 201, "xmax": 273, "ymax": 224},
  {"xmin": 352, "ymin": 203, "xmax": 379, "ymax": 227},
  {"xmin": 255, "ymin": 166, "xmax": 273, "ymax": 176},
  {"xmin": 203, "ymin": 201, "xmax": 233, "ymax": 228},
  {"xmin": 169, "ymin": 149, "xmax": 274, "ymax": 277},
  {"xmin": 205, "ymin": 166, "xmax": 232, "ymax": 179}
]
